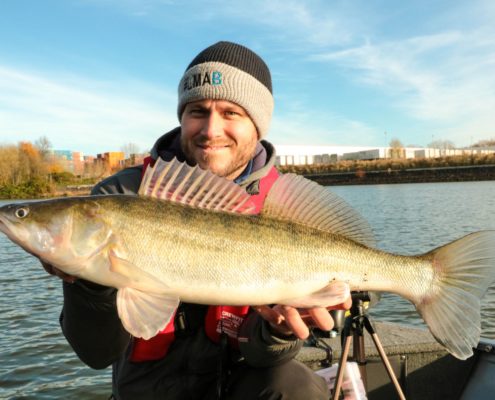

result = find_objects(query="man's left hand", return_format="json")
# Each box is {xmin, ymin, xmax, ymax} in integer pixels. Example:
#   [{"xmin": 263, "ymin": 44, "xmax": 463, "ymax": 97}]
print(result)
[{"xmin": 252, "ymin": 296, "xmax": 352, "ymax": 339}]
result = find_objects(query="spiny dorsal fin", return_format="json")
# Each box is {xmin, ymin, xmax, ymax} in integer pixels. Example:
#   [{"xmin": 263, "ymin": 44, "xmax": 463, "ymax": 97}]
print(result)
[
  {"xmin": 138, "ymin": 158, "xmax": 255, "ymax": 214},
  {"xmin": 262, "ymin": 173, "xmax": 375, "ymax": 247}
]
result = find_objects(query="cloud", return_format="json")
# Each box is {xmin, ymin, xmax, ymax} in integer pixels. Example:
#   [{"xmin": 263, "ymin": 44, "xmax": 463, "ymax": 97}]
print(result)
[
  {"xmin": 310, "ymin": 27, "xmax": 495, "ymax": 144},
  {"xmin": 270, "ymin": 106, "xmax": 378, "ymax": 146},
  {"xmin": 0, "ymin": 65, "xmax": 177, "ymax": 154},
  {"xmin": 79, "ymin": 0, "xmax": 360, "ymax": 49}
]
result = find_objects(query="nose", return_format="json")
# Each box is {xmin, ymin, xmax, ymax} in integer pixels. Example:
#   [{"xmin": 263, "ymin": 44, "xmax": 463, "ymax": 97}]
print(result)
[{"xmin": 201, "ymin": 111, "xmax": 223, "ymax": 139}]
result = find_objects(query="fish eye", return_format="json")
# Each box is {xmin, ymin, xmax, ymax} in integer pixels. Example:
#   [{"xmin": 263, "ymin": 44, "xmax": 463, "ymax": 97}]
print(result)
[{"xmin": 15, "ymin": 207, "xmax": 30, "ymax": 219}]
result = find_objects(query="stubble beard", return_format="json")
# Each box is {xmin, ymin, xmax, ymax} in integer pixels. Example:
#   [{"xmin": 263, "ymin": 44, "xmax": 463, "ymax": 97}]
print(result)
[{"xmin": 181, "ymin": 136, "xmax": 257, "ymax": 179}]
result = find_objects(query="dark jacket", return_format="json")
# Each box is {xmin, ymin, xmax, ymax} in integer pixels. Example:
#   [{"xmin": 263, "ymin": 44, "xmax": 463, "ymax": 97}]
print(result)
[{"xmin": 59, "ymin": 128, "xmax": 303, "ymax": 399}]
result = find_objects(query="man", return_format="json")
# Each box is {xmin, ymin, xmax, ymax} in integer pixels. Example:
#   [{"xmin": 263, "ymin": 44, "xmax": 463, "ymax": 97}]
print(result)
[{"xmin": 45, "ymin": 41, "xmax": 351, "ymax": 399}]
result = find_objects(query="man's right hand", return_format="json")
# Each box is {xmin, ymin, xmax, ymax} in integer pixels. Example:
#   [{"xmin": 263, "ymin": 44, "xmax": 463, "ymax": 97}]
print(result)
[{"xmin": 40, "ymin": 260, "xmax": 77, "ymax": 283}]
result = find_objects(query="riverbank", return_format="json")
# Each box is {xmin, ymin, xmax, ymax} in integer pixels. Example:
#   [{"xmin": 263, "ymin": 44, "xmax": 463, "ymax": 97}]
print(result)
[
  {"xmin": 303, "ymin": 164, "xmax": 495, "ymax": 186},
  {"xmin": 3, "ymin": 161, "xmax": 495, "ymax": 199}
]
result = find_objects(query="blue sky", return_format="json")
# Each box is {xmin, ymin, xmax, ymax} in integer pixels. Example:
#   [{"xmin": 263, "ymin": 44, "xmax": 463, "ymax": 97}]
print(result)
[{"xmin": 1, "ymin": 0, "xmax": 494, "ymax": 155}]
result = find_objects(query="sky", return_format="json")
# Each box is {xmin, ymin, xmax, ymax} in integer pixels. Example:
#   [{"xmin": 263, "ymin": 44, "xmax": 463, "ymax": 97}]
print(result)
[{"xmin": 1, "ymin": 0, "xmax": 494, "ymax": 156}]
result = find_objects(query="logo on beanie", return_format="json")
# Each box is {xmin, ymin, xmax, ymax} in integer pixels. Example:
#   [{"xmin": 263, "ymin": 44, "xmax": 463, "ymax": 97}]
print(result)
[{"xmin": 183, "ymin": 71, "xmax": 222, "ymax": 91}]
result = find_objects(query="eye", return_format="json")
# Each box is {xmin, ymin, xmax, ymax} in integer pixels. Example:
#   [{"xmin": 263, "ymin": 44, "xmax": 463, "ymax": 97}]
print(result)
[{"xmin": 15, "ymin": 207, "xmax": 29, "ymax": 219}]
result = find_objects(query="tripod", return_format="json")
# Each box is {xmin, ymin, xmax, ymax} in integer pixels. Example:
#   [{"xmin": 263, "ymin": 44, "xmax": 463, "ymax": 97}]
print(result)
[{"xmin": 331, "ymin": 292, "xmax": 406, "ymax": 400}]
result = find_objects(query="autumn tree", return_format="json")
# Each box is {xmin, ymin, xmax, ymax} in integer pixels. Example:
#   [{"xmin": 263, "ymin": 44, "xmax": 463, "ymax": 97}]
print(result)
[
  {"xmin": 0, "ymin": 145, "xmax": 20, "ymax": 185},
  {"xmin": 18, "ymin": 141, "xmax": 45, "ymax": 179}
]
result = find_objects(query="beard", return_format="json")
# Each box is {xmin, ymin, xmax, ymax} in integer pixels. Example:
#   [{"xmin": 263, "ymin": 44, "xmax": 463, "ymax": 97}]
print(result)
[{"xmin": 180, "ymin": 135, "xmax": 257, "ymax": 179}]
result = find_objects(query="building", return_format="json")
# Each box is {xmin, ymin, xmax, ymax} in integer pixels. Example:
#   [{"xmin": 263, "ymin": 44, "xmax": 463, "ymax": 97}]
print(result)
[
  {"xmin": 123, "ymin": 153, "xmax": 148, "ymax": 167},
  {"xmin": 275, "ymin": 145, "xmax": 380, "ymax": 166},
  {"xmin": 53, "ymin": 149, "xmax": 73, "ymax": 161},
  {"xmin": 96, "ymin": 152, "xmax": 125, "ymax": 170},
  {"xmin": 72, "ymin": 151, "xmax": 84, "ymax": 175},
  {"xmin": 274, "ymin": 145, "xmax": 495, "ymax": 166}
]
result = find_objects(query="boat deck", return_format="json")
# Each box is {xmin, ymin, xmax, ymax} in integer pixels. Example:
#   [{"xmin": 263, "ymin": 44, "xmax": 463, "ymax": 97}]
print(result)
[{"xmin": 298, "ymin": 321, "xmax": 485, "ymax": 399}]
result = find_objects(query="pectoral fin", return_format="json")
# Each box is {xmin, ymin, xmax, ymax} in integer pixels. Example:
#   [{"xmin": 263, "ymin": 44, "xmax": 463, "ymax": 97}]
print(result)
[
  {"xmin": 117, "ymin": 287, "xmax": 179, "ymax": 340},
  {"xmin": 281, "ymin": 281, "xmax": 350, "ymax": 308},
  {"xmin": 109, "ymin": 250, "xmax": 180, "ymax": 339},
  {"xmin": 109, "ymin": 250, "xmax": 169, "ymax": 294}
]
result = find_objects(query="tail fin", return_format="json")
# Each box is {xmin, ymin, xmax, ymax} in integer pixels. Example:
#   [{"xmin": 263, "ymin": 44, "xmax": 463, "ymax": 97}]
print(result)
[{"xmin": 417, "ymin": 231, "xmax": 495, "ymax": 360}]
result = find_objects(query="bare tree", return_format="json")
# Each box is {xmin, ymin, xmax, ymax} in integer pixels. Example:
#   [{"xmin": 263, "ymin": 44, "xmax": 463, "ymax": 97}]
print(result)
[
  {"xmin": 121, "ymin": 142, "xmax": 140, "ymax": 158},
  {"xmin": 472, "ymin": 138, "xmax": 495, "ymax": 148},
  {"xmin": 428, "ymin": 140, "xmax": 455, "ymax": 150},
  {"xmin": 35, "ymin": 136, "xmax": 52, "ymax": 160},
  {"xmin": 389, "ymin": 138, "xmax": 404, "ymax": 159}
]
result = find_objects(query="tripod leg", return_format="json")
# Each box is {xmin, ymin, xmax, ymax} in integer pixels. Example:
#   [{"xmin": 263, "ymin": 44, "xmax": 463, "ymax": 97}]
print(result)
[
  {"xmin": 332, "ymin": 334, "xmax": 353, "ymax": 400},
  {"xmin": 364, "ymin": 318, "xmax": 406, "ymax": 400},
  {"xmin": 353, "ymin": 325, "xmax": 367, "ymax": 389}
]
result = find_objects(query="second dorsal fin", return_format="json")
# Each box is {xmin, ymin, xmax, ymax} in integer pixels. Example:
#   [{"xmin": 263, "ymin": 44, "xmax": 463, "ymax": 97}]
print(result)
[
  {"xmin": 262, "ymin": 173, "xmax": 375, "ymax": 247},
  {"xmin": 138, "ymin": 158, "xmax": 256, "ymax": 214}
]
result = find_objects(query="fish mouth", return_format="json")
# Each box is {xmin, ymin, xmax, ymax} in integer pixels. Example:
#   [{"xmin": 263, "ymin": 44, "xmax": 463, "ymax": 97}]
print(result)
[
  {"xmin": 0, "ymin": 214, "xmax": 9, "ymax": 235},
  {"xmin": 0, "ymin": 215, "xmax": 18, "ymax": 243},
  {"xmin": 0, "ymin": 212, "xmax": 36, "ymax": 257}
]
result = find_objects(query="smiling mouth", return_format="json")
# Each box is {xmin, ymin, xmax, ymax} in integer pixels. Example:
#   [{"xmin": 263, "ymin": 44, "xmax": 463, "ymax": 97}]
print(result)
[{"xmin": 197, "ymin": 144, "xmax": 230, "ymax": 151}]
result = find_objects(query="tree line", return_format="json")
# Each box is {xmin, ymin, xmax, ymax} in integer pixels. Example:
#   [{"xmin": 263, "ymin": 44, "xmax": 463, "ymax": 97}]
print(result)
[{"xmin": 0, "ymin": 137, "xmax": 101, "ymax": 199}]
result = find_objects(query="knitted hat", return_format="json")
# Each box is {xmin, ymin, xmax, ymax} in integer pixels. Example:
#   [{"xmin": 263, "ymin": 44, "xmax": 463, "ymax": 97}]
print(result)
[{"xmin": 178, "ymin": 41, "xmax": 274, "ymax": 139}]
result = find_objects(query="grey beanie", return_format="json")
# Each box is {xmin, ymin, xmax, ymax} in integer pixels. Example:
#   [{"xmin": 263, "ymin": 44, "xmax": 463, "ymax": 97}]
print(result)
[{"xmin": 178, "ymin": 41, "xmax": 274, "ymax": 139}]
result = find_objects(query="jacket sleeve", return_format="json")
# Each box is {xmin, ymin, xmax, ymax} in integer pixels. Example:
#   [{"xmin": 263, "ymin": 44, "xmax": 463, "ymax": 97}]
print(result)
[
  {"xmin": 237, "ymin": 311, "xmax": 303, "ymax": 367},
  {"xmin": 60, "ymin": 280, "xmax": 131, "ymax": 369},
  {"xmin": 59, "ymin": 167, "xmax": 142, "ymax": 369}
]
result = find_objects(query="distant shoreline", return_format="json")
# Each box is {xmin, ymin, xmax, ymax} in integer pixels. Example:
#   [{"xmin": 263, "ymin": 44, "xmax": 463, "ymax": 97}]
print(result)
[
  {"xmin": 303, "ymin": 164, "xmax": 495, "ymax": 186},
  {"xmin": 2, "ymin": 164, "xmax": 495, "ymax": 200}
]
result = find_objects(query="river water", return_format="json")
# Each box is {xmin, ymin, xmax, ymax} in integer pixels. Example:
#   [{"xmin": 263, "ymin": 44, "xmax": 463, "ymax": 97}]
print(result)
[{"xmin": 1, "ymin": 181, "xmax": 495, "ymax": 399}]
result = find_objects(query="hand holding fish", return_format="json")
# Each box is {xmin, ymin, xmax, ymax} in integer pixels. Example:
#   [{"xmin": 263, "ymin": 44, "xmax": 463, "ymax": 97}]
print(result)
[{"xmin": 253, "ymin": 298, "xmax": 352, "ymax": 339}]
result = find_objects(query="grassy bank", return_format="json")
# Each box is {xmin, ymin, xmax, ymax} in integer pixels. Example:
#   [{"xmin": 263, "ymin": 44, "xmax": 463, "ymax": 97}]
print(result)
[
  {"xmin": 0, "ymin": 172, "xmax": 98, "ymax": 199},
  {"xmin": 278, "ymin": 153, "xmax": 495, "ymax": 175}
]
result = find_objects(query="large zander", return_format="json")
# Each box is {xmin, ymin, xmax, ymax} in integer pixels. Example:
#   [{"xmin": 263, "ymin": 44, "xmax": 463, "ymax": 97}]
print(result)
[{"xmin": 1, "ymin": 158, "xmax": 494, "ymax": 360}]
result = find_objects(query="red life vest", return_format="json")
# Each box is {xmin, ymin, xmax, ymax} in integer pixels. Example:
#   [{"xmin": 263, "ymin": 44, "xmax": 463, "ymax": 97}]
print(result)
[{"xmin": 130, "ymin": 156, "xmax": 279, "ymax": 362}]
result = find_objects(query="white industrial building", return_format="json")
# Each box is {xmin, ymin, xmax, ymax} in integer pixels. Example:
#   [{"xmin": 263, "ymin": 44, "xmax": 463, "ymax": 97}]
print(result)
[
  {"xmin": 275, "ymin": 145, "xmax": 382, "ymax": 166},
  {"xmin": 274, "ymin": 145, "xmax": 495, "ymax": 166}
]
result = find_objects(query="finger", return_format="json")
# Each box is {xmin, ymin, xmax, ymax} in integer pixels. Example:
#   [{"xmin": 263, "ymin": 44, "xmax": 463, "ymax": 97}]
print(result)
[
  {"xmin": 307, "ymin": 307, "xmax": 334, "ymax": 331},
  {"xmin": 326, "ymin": 295, "xmax": 353, "ymax": 311},
  {"xmin": 280, "ymin": 306, "xmax": 309, "ymax": 339},
  {"xmin": 251, "ymin": 305, "xmax": 283, "ymax": 325}
]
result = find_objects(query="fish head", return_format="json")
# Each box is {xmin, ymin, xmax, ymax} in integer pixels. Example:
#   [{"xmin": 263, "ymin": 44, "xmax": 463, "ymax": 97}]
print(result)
[{"xmin": 0, "ymin": 198, "xmax": 113, "ymax": 275}]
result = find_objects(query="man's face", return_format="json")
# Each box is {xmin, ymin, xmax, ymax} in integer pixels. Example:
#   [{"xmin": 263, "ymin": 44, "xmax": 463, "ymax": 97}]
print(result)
[{"xmin": 180, "ymin": 99, "xmax": 258, "ymax": 180}]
